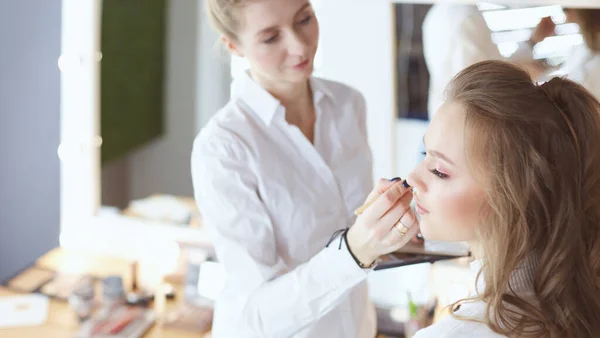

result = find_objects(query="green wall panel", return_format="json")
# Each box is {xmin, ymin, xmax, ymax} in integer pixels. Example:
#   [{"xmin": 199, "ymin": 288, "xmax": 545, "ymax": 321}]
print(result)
[{"xmin": 100, "ymin": 0, "xmax": 166, "ymax": 164}]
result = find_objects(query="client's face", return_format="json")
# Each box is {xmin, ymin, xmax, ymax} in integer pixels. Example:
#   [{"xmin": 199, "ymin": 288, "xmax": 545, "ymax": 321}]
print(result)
[{"xmin": 407, "ymin": 101, "xmax": 486, "ymax": 243}]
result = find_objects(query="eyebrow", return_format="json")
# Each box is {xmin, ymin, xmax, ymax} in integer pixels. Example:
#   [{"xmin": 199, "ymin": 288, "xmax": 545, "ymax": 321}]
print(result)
[
  {"xmin": 422, "ymin": 135, "xmax": 456, "ymax": 166},
  {"xmin": 255, "ymin": 3, "xmax": 312, "ymax": 36},
  {"xmin": 429, "ymin": 150, "xmax": 456, "ymax": 166}
]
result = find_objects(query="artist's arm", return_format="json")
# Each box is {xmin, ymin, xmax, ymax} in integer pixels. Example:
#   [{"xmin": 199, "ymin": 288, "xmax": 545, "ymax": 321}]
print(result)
[{"xmin": 191, "ymin": 134, "xmax": 372, "ymax": 338}]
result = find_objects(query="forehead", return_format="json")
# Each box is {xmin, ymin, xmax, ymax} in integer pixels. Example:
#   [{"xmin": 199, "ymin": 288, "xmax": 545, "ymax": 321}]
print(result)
[
  {"xmin": 241, "ymin": 0, "xmax": 310, "ymax": 31},
  {"xmin": 426, "ymin": 101, "xmax": 467, "ymax": 166}
]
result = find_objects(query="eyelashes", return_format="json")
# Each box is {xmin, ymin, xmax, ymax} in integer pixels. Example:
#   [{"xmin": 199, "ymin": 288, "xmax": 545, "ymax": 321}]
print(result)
[
  {"xmin": 298, "ymin": 15, "xmax": 312, "ymax": 25},
  {"xmin": 429, "ymin": 169, "xmax": 448, "ymax": 179},
  {"xmin": 262, "ymin": 14, "xmax": 313, "ymax": 44},
  {"xmin": 263, "ymin": 35, "xmax": 278, "ymax": 44},
  {"xmin": 422, "ymin": 152, "xmax": 449, "ymax": 179}
]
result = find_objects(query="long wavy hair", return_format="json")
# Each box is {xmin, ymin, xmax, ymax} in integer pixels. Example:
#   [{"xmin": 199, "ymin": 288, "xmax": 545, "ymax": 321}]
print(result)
[{"xmin": 445, "ymin": 60, "xmax": 600, "ymax": 337}]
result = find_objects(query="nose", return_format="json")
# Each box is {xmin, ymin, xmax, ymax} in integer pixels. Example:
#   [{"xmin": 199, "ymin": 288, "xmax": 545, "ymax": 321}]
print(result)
[
  {"xmin": 407, "ymin": 162, "xmax": 427, "ymax": 194},
  {"xmin": 287, "ymin": 31, "xmax": 309, "ymax": 57}
]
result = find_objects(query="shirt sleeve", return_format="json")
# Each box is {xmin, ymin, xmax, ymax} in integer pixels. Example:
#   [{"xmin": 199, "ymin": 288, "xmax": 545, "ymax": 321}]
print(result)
[
  {"xmin": 353, "ymin": 90, "xmax": 374, "ymax": 184},
  {"xmin": 191, "ymin": 131, "xmax": 371, "ymax": 338}
]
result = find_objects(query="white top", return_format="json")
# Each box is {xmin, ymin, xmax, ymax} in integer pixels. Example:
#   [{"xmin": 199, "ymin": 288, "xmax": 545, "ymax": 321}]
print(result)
[
  {"xmin": 414, "ymin": 258, "xmax": 537, "ymax": 338},
  {"xmin": 191, "ymin": 71, "xmax": 376, "ymax": 338},
  {"xmin": 558, "ymin": 44, "xmax": 600, "ymax": 100},
  {"xmin": 422, "ymin": 4, "xmax": 532, "ymax": 118}
]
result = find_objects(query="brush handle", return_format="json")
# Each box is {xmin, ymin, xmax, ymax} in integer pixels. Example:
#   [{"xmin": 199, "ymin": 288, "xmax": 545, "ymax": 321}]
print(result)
[{"xmin": 353, "ymin": 196, "xmax": 376, "ymax": 216}]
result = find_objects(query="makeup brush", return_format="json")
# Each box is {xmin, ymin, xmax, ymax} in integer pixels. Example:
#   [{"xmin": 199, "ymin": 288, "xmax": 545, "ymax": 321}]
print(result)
[{"xmin": 354, "ymin": 179, "xmax": 411, "ymax": 215}]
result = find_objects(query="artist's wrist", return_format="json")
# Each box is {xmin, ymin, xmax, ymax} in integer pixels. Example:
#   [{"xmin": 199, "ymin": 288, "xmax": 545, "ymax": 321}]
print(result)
[{"xmin": 345, "ymin": 228, "xmax": 377, "ymax": 268}]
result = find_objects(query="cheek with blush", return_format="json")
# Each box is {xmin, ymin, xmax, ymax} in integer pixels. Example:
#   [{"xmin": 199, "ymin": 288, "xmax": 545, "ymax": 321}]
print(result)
[
  {"xmin": 247, "ymin": 46, "xmax": 287, "ymax": 79},
  {"xmin": 421, "ymin": 187, "xmax": 483, "ymax": 242}
]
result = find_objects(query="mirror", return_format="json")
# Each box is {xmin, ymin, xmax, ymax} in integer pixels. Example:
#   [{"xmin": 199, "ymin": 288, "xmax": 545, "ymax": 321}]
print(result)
[
  {"xmin": 393, "ymin": 2, "xmax": 589, "ymax": 176},
  {"xmin": 59, "ymin": 0, "xmax": 231, "ymax": 253},
  {"xmin": 98, "ymin": 0, "xmax": 229, "ymax": 227},
  {"xmin": 58, "ymin": 0, "xmax": 600, "ymax": 255}
]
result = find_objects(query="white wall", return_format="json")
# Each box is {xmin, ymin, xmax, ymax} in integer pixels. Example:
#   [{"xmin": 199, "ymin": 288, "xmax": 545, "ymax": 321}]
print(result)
[
  {"xmin": 196, "ymin": 1, "xmax": 231, "ymax": 133},
  {"xmin": 316, "ymin": 0, "xmax": 396, "ymax": 181},
  {"xmin": 396, "ymin": 119, "xmax": 429, "ymax": 178},
  {"xmin": 128, "ymin": 0, "xmax": 200, "ymax": 200}
]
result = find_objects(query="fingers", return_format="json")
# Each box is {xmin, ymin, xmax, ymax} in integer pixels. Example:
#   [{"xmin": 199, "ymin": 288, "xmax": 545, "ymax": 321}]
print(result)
[
  {"xmin": 373, "ymin": 178, "xmax": 400, "ymax": 197},
  {"xmin": 368, "ymin": 180, "xmax": 412, "ymax": 221},
  {"xmin": 355, "ymin": 178, "xmax": 400, "ymax": 216},
  {"xmin": 366, "ymin": 178, "xmax": 400, "ymax": 202},
  {"xmin": 387, "ymin": 223, "xmax": 421, "ymax": 252},
  {"xmin": 350, "ymin": 177, "xmax": 420, "ymax": 259},
  {"xmin": 379, "ymin": 206, "xmax": 418, "ymax": 247},
  {"xmin": 398, "ymin": 206, "xmax": 418, "ymax": 230},
  {"xmin": 381, "ymin": 217, "xmax": 420, "ymax": 249},
  {"xmin": 377, "ymin": 190, "xmax": 413, "ymax": 230}
]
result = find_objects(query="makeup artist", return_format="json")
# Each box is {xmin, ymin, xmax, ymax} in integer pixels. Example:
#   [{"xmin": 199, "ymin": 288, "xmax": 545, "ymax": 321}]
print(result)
[{"xmin": 191, "ymin": 0, "xmax": 419, "ymax": 337}]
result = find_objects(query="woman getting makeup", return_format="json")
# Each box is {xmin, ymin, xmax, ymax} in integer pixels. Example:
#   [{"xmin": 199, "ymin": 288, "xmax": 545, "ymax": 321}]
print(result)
[{"xmin": 408, "ymin": 60, "xmax": 600, "ymax": 337}]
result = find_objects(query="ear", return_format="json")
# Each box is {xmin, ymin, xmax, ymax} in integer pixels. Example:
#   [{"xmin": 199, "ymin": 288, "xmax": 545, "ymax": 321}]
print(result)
[{"xmin": 221, "ymin": 35, "xmax": 243, "ymax": 57}]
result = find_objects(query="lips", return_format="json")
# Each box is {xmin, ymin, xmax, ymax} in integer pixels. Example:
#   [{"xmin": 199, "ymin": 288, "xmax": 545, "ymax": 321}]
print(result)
[
  {"xmin": 416, "ymin": 203, "xmax": 429, "ymax": 215},
  {"xmin": 414, "ymin": 196, "xmax": 429, "ymax": 215},
  {"xmin": 294, "ymin": 60, "xmax": 309, "ymax": 69}
]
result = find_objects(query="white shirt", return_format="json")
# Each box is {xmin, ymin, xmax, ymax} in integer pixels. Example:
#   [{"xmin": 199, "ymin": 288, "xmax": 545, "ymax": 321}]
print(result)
[
  {"xmin": 414, "ymin": 258, "xmax": 537, "ymax": 338},
  {"xmin": 559, "ymin": 44, "xmax": 600, "ymax": 100},
  {"xmin": 191, "ymin": 71, "xmax": 376, "ymax": 338},
  {"xmin": 423, "ymin": 4, "xmax": 533, "ymax": 118}
]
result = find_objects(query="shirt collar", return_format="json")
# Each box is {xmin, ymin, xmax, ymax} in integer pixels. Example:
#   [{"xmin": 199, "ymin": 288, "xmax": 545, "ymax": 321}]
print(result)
[
  {"xmin": 232, "ymin": 70, "xmax": 335, "ymax": 126},
  {"xmin": 309, "ymin": 76, "xmax": 335, "ymax": 107}
]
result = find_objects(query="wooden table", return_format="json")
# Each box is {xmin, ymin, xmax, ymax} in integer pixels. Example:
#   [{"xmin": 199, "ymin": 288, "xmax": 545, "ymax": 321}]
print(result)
[
  {"xmin": 0, "ymin": 248, "xmax": 211, "ymax": 338},
  {"xmin": 1, "ymin": 248, "xmax": 473, "ymax": 338}
]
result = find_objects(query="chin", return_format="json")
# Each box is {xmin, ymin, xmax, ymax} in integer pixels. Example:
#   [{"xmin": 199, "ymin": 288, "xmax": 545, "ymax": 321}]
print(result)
[
  {"xmin": 288, "ymin": 66, "xmax": 314, "ymax": 81},
  {"xmin": 421, "ymin": 219, "xmax": 472, "ymax": 243},
  {"xmin": 419, "ymin": 220, "xmax": 434, "ymax": 240},
  {"xmin": 419, "ymin": 219, "xmax": 444, "ymax": 242},
  {"xmin": 294, "ymin": 72, "xmax": 313, "ymax": 83}
]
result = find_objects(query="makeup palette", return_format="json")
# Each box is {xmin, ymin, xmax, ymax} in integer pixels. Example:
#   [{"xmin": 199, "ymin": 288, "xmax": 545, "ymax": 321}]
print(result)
[{"xmin": 375, "ymin": 241, "xmax": 470, "ymax": 270}]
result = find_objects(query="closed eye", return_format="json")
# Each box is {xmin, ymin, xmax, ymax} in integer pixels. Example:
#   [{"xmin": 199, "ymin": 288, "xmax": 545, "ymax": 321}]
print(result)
[
  {"xmin": 263, "ymin": 34, "xmax": 279, "ymax": 44},
  {"xmin": 429, "ymin": 168, "xmax": 449, "ymax": 179},
  {"xmin": 298, "ymin": 14, "xmax": 312, "ymax": 25}
]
